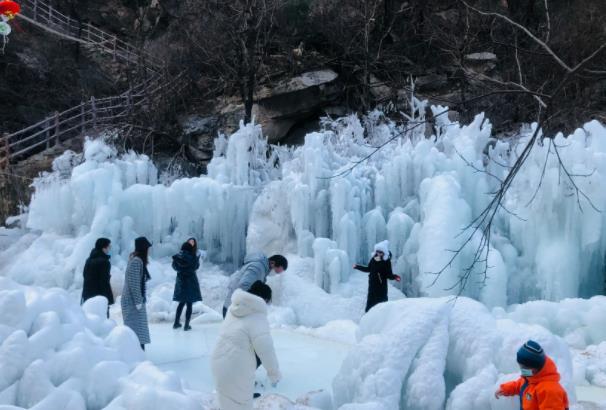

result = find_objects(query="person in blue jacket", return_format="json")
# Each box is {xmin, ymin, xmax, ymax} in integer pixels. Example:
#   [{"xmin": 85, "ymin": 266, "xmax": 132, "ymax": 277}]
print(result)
[{"xmin": 172, "ymin": 238, "xmax": 203, "ymax": 331}]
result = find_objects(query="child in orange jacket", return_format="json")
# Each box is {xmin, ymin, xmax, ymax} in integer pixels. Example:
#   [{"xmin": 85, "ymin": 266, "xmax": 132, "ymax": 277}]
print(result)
[{"xmin": 495, "ymin": 340, "xmax": 569, "ymax": 410}]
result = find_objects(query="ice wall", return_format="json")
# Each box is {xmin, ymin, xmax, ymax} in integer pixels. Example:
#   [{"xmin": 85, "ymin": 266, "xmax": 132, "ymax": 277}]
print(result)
[
  {"xmin": 6, "ymin": 124, "xmax": 282, "ymax": 287},
  {"xmin": 6, "ymin": 107, "xmax": 606, "ymax": 304},
  {"xmin": 248, "ymin": 110, "xmax": 606, "ymax": 304}
]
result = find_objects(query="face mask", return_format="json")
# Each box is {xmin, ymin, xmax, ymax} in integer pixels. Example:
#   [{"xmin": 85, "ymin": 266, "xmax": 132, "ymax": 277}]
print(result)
[{"xmin": 520, "ymin": 368, "xmax": 533, "ymax": 377}]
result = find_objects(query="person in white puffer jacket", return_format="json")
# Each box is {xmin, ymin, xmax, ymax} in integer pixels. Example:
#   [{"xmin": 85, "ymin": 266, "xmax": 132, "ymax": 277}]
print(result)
[{"xmin": 211, "ymin": 281, "xmax": 281, "ymax": 410}]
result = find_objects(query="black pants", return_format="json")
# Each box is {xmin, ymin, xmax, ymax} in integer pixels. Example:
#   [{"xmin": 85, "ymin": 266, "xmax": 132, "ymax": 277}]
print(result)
[
  {"xmin": 175, "ymin": 302, "xmax": 193, "ymax": 324},
  {"xmin": 223, "ymin": 306, "xmax": 261, "ymax": 368}
]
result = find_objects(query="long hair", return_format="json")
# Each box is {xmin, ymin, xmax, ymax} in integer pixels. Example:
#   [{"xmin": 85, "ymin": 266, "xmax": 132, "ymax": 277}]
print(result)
[
  {"xmin": 130, "ymin": 247, "xmax": 149, "ymax": 265},
  {"xmin": 181, "ymin": 241, "xmax": 195, "ymax": 255},
  {"xmin": 187, "ymin": 237, "xmax": 198, "ymax": 255}
]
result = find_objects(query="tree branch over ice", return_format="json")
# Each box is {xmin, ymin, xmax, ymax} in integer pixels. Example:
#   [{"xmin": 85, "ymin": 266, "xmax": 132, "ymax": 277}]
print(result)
[{"xmin": 428, "ymin": 0, "xmax": 606, "ymax": 294}]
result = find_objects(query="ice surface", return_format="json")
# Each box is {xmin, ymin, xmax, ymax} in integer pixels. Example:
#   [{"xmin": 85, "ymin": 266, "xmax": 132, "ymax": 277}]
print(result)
[{"xmin": 147, "ymin": 322, "xmax": 350, "ymax": 402}]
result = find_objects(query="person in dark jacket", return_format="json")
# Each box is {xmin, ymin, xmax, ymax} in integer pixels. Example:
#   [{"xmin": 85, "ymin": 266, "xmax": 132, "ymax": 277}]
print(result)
[
  {"xmin": 353, "ymin": 240, "xmax": 401, "ymax": 312},
  {"xmin": 172, "ymin": 238, "xmax": 203, "ymax": 331},
  {"xmin": 82, "ymin": 237, "xmax": 114, "ymax": 318}
]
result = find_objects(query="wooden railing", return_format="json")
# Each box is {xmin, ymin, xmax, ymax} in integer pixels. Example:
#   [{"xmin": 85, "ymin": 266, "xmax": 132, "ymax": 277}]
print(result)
[
  {"xmin": 0, "ymin": 0, "xmax": 192, "ymax": 168},
  {"xmin": 17, "ymin": 0, "xmax": 163, "ymax": 72},
  {"xmin": 0, "ymin": 72, "xmax": 189, "ymax": 167}
]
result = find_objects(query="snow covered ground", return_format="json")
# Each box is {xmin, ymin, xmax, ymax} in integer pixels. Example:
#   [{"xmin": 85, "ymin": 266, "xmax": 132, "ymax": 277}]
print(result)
[
  {"xmin": 146, "ymin": 322, "xmax": 351, "ymax": 402},
  {"xmin": 2, "ymin": 107, "xmax": 606, "ymax": 409}
]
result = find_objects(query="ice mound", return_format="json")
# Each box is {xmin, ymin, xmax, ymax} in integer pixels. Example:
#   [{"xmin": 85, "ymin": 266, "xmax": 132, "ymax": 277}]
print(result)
[
  {"xmin": 0, "ymin": 278, "xmax": 200, "ymax": 409},
  {"xmin": 333, "ymin": 297, "xmax": 575, "ymax": 410}
]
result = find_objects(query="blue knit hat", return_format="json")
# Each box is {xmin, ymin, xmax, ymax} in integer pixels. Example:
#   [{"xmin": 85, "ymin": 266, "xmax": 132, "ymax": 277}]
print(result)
[{"xmin": 517, "ymin": 340, "xmax": 546, "ymax": 370}]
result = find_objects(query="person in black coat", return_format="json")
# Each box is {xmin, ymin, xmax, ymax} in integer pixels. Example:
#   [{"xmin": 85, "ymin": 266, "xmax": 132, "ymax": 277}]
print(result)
[
  {"xmin": 353, "ymin": 240, "xmax": 401, "ymax": 313},
  {"xmin": 172, "ymin": 238, "xmax": 203, "ymax": 331},
  {"xmin": 82, "ymin": 237, "xmax": 114, "ymax": 318}
]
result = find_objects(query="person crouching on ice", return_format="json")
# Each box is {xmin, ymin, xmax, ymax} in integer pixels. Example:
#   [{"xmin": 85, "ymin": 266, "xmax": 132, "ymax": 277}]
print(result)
[
  {"xmin": 212, "ymin": 281, "xmax": 281, "ymax": 410},
  {"xmin": 353, "ymin": 240, "xmax": 401, "ymax": 312},
  {"xmin": 495, "ymin": 340, "xmax": 569, "ymax": 409}
]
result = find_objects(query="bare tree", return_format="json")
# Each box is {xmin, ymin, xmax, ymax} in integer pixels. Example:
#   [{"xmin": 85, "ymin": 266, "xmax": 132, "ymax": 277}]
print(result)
[
  {"xmin": 430, "ymin": 1, "xmax": 605, "ymax": 294},
  {"xmin": 183, "ymin": 0, "xmax": 284, "ymax": 123},
  {"xmin": 326, "ymin": 0, "xmax": 606, "ymax": 295}
]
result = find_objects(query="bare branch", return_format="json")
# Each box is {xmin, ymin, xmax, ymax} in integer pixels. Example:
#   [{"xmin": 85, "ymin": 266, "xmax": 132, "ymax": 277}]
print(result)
[
  {"xmin": 454, "ymin": 147, "xmax": 503, "ymax": 183},
  {"xmin": 459, "ymin": 0, "xmax": 572, "ymax": 72},
  {"xmin": 322, "ymin": 108, "xmax": 451, "ymax": 179},
  {"xmin": 552, "ymin": 141, "xmax": 601, "ymax": 213},
  {"xmin": 526, "ymin": 138, "xmax": 552, "ymax": 206},
  {"xmin": 543, "ymin": 0, "xmax": 551, "ymax": 44}
]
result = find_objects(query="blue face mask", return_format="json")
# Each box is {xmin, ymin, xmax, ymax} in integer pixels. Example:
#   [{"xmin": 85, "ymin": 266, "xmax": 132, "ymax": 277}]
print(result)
[{"xmin": 520, "ymin": 368, "xmax": 533, "ymax": 377}]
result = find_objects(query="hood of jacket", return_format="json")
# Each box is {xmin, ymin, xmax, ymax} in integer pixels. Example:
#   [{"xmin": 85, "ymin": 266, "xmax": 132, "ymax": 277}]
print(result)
[
  {"xmin": 172, "ymin": 250, "xmax": 198, "ymax": 271},
  {"xmin": 89, "ymin": 248, "xmax": 109, "ymax": 260},
  {"xmin": 527, "ymin": 356, "xmax": 561, "ymax": 384},
  {"xmin": 229, "ymin": 289, "xmax": 267, "ymax": 318},
  {"xmin": 243, "ymin": 252, "xmax": 270, "ymax": 276}
]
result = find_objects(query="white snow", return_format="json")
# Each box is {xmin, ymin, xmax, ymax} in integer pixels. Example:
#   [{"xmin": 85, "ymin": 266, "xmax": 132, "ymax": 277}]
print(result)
[
  {"xmin": 0, "ymin": 278, "xmax": 200, "ymax": 410},
  {"xmin": 332, "ymin": 297, "xmax": 576, "ymax": 410}
]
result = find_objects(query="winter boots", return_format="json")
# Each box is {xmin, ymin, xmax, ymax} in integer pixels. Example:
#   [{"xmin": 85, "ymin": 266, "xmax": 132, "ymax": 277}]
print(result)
[{"xmin": 174, "ymin": 302, "xmax": 192, "ymax": 330}]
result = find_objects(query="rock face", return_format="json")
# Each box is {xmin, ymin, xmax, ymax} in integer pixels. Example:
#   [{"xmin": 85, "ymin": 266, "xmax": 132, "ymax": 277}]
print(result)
[
  {"xmin": 253, "ymin": 69, "xmax": 341, "ymax": 143},
  {"xmin": 179, "ymin": 114, "xmax": 219, "ymax": 164}
]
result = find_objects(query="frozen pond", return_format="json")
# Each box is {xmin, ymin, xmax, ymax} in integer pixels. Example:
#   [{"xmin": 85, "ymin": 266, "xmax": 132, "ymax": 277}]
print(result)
[{"xmin": 146, "ymin": 322, "xmax": 352, "ymax": 401}]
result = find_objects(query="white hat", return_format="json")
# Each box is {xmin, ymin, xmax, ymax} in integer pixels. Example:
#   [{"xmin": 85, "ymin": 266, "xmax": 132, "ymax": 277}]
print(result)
[{"xmin": 372, "ymin": 240, "xmax": 390, "ymax": 260}]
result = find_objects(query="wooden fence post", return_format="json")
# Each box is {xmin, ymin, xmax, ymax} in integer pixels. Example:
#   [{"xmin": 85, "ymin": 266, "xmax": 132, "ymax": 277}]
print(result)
[
  {"xmin": 80, "ymin": 102, "xmax": 85, "ymax": 133},
  {"xmin": 1, "ymin": 133, "xmax": 9, "ymax": 169},
  {"xmin": 45, "ymin": 116, "xmax": 51, "ymax": 149},
  {"xmin": 127, "ymin": 88, "xmax": 133, "ymax": 120},
  {"xmin": 33, "ymin": 0, "xmax": 38, "ymax": 19},
  {"xmin": 54, "ymin": 111, "xmax": 60, "ymax": 146},
  {"xmin": 91, "ymin": 96, "xmax": 97, "ymax": 128}
]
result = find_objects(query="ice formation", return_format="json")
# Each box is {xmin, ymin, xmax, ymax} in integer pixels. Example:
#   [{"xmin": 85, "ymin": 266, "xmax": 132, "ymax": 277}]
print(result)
[
  {"xmin": 7, "ymin": 107, "xmax": 606, "ymax": 304},
  {"xmin": 1, "ymin": 106, "xmax": 606, "ymax": 409},
  {"xmin": 0, "ymin": 278, "xmax": 200, "ymax": 410},
  {"xmin": 332, "ymin": 297, "xmax": 575, "ymax": 410}
]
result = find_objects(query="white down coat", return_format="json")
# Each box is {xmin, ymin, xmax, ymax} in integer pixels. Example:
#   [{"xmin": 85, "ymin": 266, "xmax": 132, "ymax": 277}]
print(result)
[{"xmin": 211, "ymin": 289, "xmax": 281, "ymax": 410}]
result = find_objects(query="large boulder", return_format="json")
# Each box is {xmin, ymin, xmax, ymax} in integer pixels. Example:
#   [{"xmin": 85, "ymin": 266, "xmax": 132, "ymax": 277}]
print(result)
[{"xmin": 253, "ymin": 69, "xmax": 341, "ymax": 143}]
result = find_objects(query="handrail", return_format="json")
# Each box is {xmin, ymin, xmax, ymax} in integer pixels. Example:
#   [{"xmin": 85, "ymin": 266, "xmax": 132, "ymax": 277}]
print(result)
[
  {"xmin": 1, "ymin": 71, "xmax": 190, "ymax": 165},
  {"xmin": 16, "ymin": 0, "xmax": 164, "ymax": 72},
  {"xmin": 0, "ymin": 0, "xmax": 192, "ymax": 169}
]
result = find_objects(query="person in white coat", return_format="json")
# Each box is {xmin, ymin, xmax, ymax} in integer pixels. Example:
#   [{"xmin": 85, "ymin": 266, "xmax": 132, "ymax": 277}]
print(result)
[{"xmin": 211, "ymin": 281, "xmax": 281, "ymax": 410}]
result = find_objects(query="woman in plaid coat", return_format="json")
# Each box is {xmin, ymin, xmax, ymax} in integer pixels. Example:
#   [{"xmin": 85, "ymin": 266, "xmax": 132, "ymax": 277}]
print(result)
[{"xmin": 121, "ymin": 237, "xmax": 152, "ymax": 350}]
